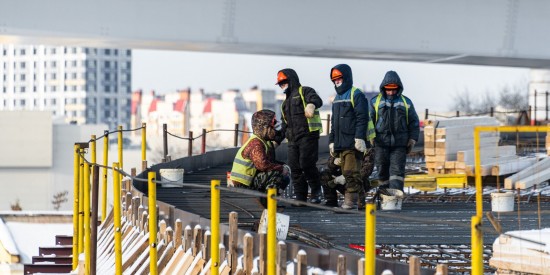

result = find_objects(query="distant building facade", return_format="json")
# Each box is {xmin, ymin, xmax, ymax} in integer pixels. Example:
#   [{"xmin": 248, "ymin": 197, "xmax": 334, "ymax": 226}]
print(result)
[{"xmin": 0, "ymin": 44, "xmax": 132, "ymax": 129}]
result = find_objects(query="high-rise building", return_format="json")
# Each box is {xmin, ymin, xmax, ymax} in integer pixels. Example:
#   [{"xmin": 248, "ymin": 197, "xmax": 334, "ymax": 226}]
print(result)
[{"xmin": 0, "ymin": 44, "xmax": 132, "ymax": 129}]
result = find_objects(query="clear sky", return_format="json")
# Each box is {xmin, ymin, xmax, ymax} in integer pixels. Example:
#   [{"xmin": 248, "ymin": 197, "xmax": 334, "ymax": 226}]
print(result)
[{"xmin": 132, "ymin": 49, "xmax": 530, "ymax": 113}]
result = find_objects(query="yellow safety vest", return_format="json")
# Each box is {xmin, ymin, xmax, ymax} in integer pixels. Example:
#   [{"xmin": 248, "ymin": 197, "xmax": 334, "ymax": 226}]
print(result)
[
  {"xmin": 373, "ymin": 93, "xmax": 409, "ymax": 123},
  {"xmin": 281, "ymin": 86, "xmax": 323, "ymax": 133},
  {"xmin": 230, "ymin": 135, "xmax": 271, "ymax": 186},
  {"xmin": 350, "ymin": 87, "xmax": 376, "ymax": 140}
]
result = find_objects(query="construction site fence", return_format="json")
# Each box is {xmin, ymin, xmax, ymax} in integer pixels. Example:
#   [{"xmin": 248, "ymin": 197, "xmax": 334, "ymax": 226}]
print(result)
[{"xmin": 70, "ymin": 124, "xmax": 549, "ymax": 275}]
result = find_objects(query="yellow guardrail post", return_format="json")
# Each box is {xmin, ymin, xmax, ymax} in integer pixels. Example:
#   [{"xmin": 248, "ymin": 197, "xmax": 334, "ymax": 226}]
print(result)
[
  {"xmin": 113, "ymin": 162, "xmax": 122, "ymax": 275},
  {"xmin": 118, "ymin": 126, "xmax": 123, "ymax": 171},
  {"xmin": 471, "ymin": 215, "xmax": 483, "ymax": 275},
  {"xmin": 148, "ymin": 172, "xmax": 158, "ymax": 275},
  {"xmin": 267, "ymin": 187, "xmax": 277, "ymax": 275},
  {"xmin": 101, "ymin": 130, "xmax": 109, "ymax": 223},
  {"xmin": 474, "ymin": 127, "xmax": 483, "ymax": 217},
  {"xmin": 142, "ymin": 123, "xmax": 147, "ymax": 164},
  {"xmin": 72, "ymin": 144, "xmax": 80, "ymax": 270},
  {"xmin": 91, "ymin": 135, "xmax": 96, "ymax": 165},
  {"xmin": 84, "ymin": 162, "xmax": 91, "ymax": 275},
  {"xmin": 78, "ymin": 149, "xmax": 84, "ymax": 253},
  {"xmin": 365, "ymin": 203, "xmax": 376, "ymax": 275},
  {"xmin": 210, "ymin": 180, "xmax": 220, "ymax": 275}
]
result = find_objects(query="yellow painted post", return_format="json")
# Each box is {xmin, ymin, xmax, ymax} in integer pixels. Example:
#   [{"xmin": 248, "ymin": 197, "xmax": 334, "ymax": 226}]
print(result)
[
  {"xmin": 365, "ymin": 203, "xmax": 376, "ymax": 275},
  {"xmin": 72, "ymin": 144, "xmax": 80, "ymax": 270},
  {"xmin": 210, "ymin": 180, "xmax": 220, "ymax": 275},
  {"xmin": 142, "ymin": 123, "xmax": 147, "ymax": 163},
  {"xmin": 91, "ymin": 135, "xmax": 96, "ymax": 164},
  {"xmin": 78, "ymin": 149, "xmax": 84, "ymax": 254},
  {"xmin": 148, "ymin": 172, "xmax": 158, "ymax": 275},
  {"xmin": 471, "ymin": 215, "xmax": 483, "ymax": 275},
  {"xmin": 267, "ymin": 187, "xmax": 277, "ymax": 275},
  {"xmin": 113, "ymin": 163, "xmax": 122, "ymax": 275},
  {"xmin": 84, "ymin": 162, "xmax": 91, "ymax": 275},
  {"xmin": 101, "ymin": 131, "xmax": 109, "ymax": 223},
  {"xmin": 474, "ymin": 127, "xmax": 483, "ymax": 217},
  {"xmin": 118, "ymin": 125, "xmax": 123, "ymax": 171}
]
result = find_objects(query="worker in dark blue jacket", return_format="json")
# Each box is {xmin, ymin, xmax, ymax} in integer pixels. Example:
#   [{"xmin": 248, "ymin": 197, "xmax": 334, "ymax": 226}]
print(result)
[
  {"xmin": 370, "ymin": 70, "xmax": 420, "ymax": 192},
  {"xmin": 328, "ymin": 64, "xmax": 372, "ymax": 209}
]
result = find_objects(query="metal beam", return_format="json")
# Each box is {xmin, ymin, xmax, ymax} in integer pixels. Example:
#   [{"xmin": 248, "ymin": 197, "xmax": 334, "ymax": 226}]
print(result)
[{"xmin": 1, "ymin": 0, "xmax": 550, "ymax": 68}]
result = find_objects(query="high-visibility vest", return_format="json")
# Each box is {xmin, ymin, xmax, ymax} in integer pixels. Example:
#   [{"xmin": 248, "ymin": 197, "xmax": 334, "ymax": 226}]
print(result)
[
  {"xmin": 281, "ymin": 86, "xmax": 323, "ymax": 133},
  {"xmin": 230, "ymin": 135, "xmax": 271, "ymax": 186},
  {"xmin": 373, "ymin": 93, "xmax": 409, "ymax": 124},
  {"xmin": 349, "ymin": 87, "xmax": 376, "ymax": 140}
]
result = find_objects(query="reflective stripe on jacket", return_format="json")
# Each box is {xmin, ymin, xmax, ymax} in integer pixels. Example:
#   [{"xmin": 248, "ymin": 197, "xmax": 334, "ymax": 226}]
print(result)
[
  {"xmin": 230, "ymin": 135, "xmax": 270, "ymax": 186},
  {"xmin": 281, "ymin": 86, "xmax": 323, "ymax": 133}
]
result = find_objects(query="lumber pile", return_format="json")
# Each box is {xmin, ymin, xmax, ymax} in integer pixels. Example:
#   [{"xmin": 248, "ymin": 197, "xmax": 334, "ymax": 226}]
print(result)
[
  {"xmin": 504, "ymin": 156, "xmax": 550, "ymax": 190},
  {"xmin": 424, "ymin": 116, "xmax": 541, "ymax": 177},
  {"xmin": 489, "ymin": 229, "xmax": 550, "ymax": 274}
]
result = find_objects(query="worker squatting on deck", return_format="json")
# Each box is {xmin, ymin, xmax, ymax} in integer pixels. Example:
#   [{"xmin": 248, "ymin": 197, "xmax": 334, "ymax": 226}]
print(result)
[{"xmin": 229, "ymin": 110, "xmax": 291, "ymax": 207}]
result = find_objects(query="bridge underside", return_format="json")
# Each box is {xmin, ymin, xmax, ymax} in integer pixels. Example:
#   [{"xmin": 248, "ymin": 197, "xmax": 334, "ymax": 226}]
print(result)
[{"xmin": 2, "ymin": 0, "xmax": 550, "ymax": 68}]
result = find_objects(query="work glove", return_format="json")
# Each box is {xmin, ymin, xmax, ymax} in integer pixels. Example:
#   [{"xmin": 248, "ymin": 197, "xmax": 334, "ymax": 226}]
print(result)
[
  {"xmin": 329, "ymin": 143, "xmax": 334, "ymax": 156},
  {"xmin": 354, "ymin": 138, "xmax": 366, "ymax": 153},
  {"xmin": 304, "ymin": 103, "xmax": 316, "ymax": 118},
  {"xmin": 334, "ymin": 175, "xmax": 346, "ymax": 185},
  {"xmin": 406, "ymin": 139, "xmax": 416, "ymax": 154},
  {"xmin": 333, "ymin": 157, "xmax": 341, "ymax": 166}
]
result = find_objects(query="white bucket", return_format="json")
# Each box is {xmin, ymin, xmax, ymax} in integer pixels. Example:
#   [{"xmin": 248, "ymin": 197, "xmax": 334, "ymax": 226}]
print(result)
[
  {"xmin": 491, "ymin": 192, "xmax": 515, "ymax": 212},
  {"xmin": 380, "ymin": 189, "xmax": 404, "ymax": 210},
  {"xmin": 159, "ymin": 169, "xmax": 184, "ymax": 188}
]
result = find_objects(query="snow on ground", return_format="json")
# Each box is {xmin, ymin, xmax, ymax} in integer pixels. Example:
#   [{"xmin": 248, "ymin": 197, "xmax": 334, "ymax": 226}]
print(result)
[
  {"xmin": 494, "ymin": 228, "xmax": 550, "ymax": 253},
  {"xmin": 4, "ymin": 221, "xmax": 72, "ymax": 263},
  {"xmin": 0, "ymin": 218, "xmax": 18, "ymax": 255}
]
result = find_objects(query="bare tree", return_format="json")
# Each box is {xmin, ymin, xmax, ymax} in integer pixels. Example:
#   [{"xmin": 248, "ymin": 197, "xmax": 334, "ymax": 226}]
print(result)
[
  {"xmin": 499, "ymin": 85, "xmax": 528, "ymax": 111},
  {"xmin": 450, "ymin": 84, "xmax": 526, "ymax": 115}
]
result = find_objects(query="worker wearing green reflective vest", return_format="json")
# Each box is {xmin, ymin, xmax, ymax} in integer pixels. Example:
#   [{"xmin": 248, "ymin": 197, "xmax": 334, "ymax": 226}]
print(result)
[
  {"xmin": 276, "ymin": 68, "xmax": 324, "ymax": 205},
  {"xmin": 370, "ymin": 70, "xmax": 420, "ymax": 192},
  {"xmin": 329, "ymin": 64, "xmax": 374, "ymax": 210},
  {"xmin": 230, "ymin": 110, "xmax": 290, "ymax": 207}
]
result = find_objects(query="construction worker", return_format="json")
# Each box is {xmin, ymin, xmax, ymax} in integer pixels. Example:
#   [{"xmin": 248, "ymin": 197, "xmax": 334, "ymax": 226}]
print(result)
[
  {"xmin": 370, "ymin": 70, "xmax": 419, "ymax": 192},
  {"xmin": 276, "ymin": 68, "xmax": 324, "ymax": 205},
  {"xmin": 328, "ymin": 64, "xmax": 374, "ymax": 210},
  {"xmin": 230, "ymin": 110, "xmax": 290, "ymax": 207}
]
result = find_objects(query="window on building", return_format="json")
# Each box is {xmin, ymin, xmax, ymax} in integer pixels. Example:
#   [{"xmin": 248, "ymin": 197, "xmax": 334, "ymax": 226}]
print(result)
[
  {"xmin": 104, "ymin": 49, "xmax": 111, "ymax": 55},
  {"xmin": 51, "ymin": 61, "xmax": 57, "ymax": 68},
  {"xmin": 20, "ymin": 62, "xmax": 26, "ymax": 69},
  {"xmin": 20, "ymin": 49, "xmax": 26, "ymax": 55},
  {"xmin": 20, "ymin": 99, "xmax": 25, "ymax": 106},
  {"xmin": 20, "ymin": 74, "xmax": 25, "ymax": 81},
  {"xmin": 103, "ymin": 61, "xmax": 110, "ymax": 68},
  {"xmin": 104, "ymin": 86, "xmax": 110, "ymax": 93},
  {"xmin": 51, "ymin": 48, "xmax": 56, "ymax": 54},
  {"xmin": 33, "ymin": 86, "xmax": 37, "ymax": 92},
  {"xmin": 20, "ymin": 86, "xmax": 25, "ymax": 93},
  {"xmin": 104, "ymin": 98, "xmax": 110, "ymax": 106}
]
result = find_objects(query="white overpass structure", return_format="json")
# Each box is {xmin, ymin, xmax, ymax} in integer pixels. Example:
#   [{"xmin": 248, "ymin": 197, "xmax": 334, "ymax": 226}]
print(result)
[{"xmin": 1, "ymin": 0, "xmax": 550, "ymax": 68}]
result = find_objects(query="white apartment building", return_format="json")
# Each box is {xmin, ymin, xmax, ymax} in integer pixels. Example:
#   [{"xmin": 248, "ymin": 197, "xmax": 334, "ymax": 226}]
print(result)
[{"xmin": 0, "ymin": 44, "xmax": 132, "ymax": 129}]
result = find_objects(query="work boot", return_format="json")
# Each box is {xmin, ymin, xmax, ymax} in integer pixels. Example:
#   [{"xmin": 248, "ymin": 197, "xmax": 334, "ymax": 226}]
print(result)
[
  {"xmin": 309, "ymin": 186, "xmax": 323, "ymax": 204},
  {"xmin": 341, "ymin": 192, "xmax": 358, "ymax": 210},
  {"xmin": 357, "ymin": 190, "xmax": 366, "ymax": 210}
]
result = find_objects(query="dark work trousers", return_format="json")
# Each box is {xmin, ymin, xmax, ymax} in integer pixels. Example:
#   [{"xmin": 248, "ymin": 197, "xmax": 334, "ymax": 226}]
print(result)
[
  {"xmin": 288, "ymin": 134, "xmax": 320, "ymax": 201},
  {"xmin": 375, "ymin": 146, "xmax": 407, "ymax": 191}
]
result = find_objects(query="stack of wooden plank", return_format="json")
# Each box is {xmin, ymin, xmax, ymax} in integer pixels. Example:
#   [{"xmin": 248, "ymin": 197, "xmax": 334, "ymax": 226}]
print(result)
[
  {"xmin": 424, "ymin": 116, "xmax": 534, "ymax": 176},
  {"xmin": 504, "ymin": 156, "xmax": 550, "ymax": 190}
]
